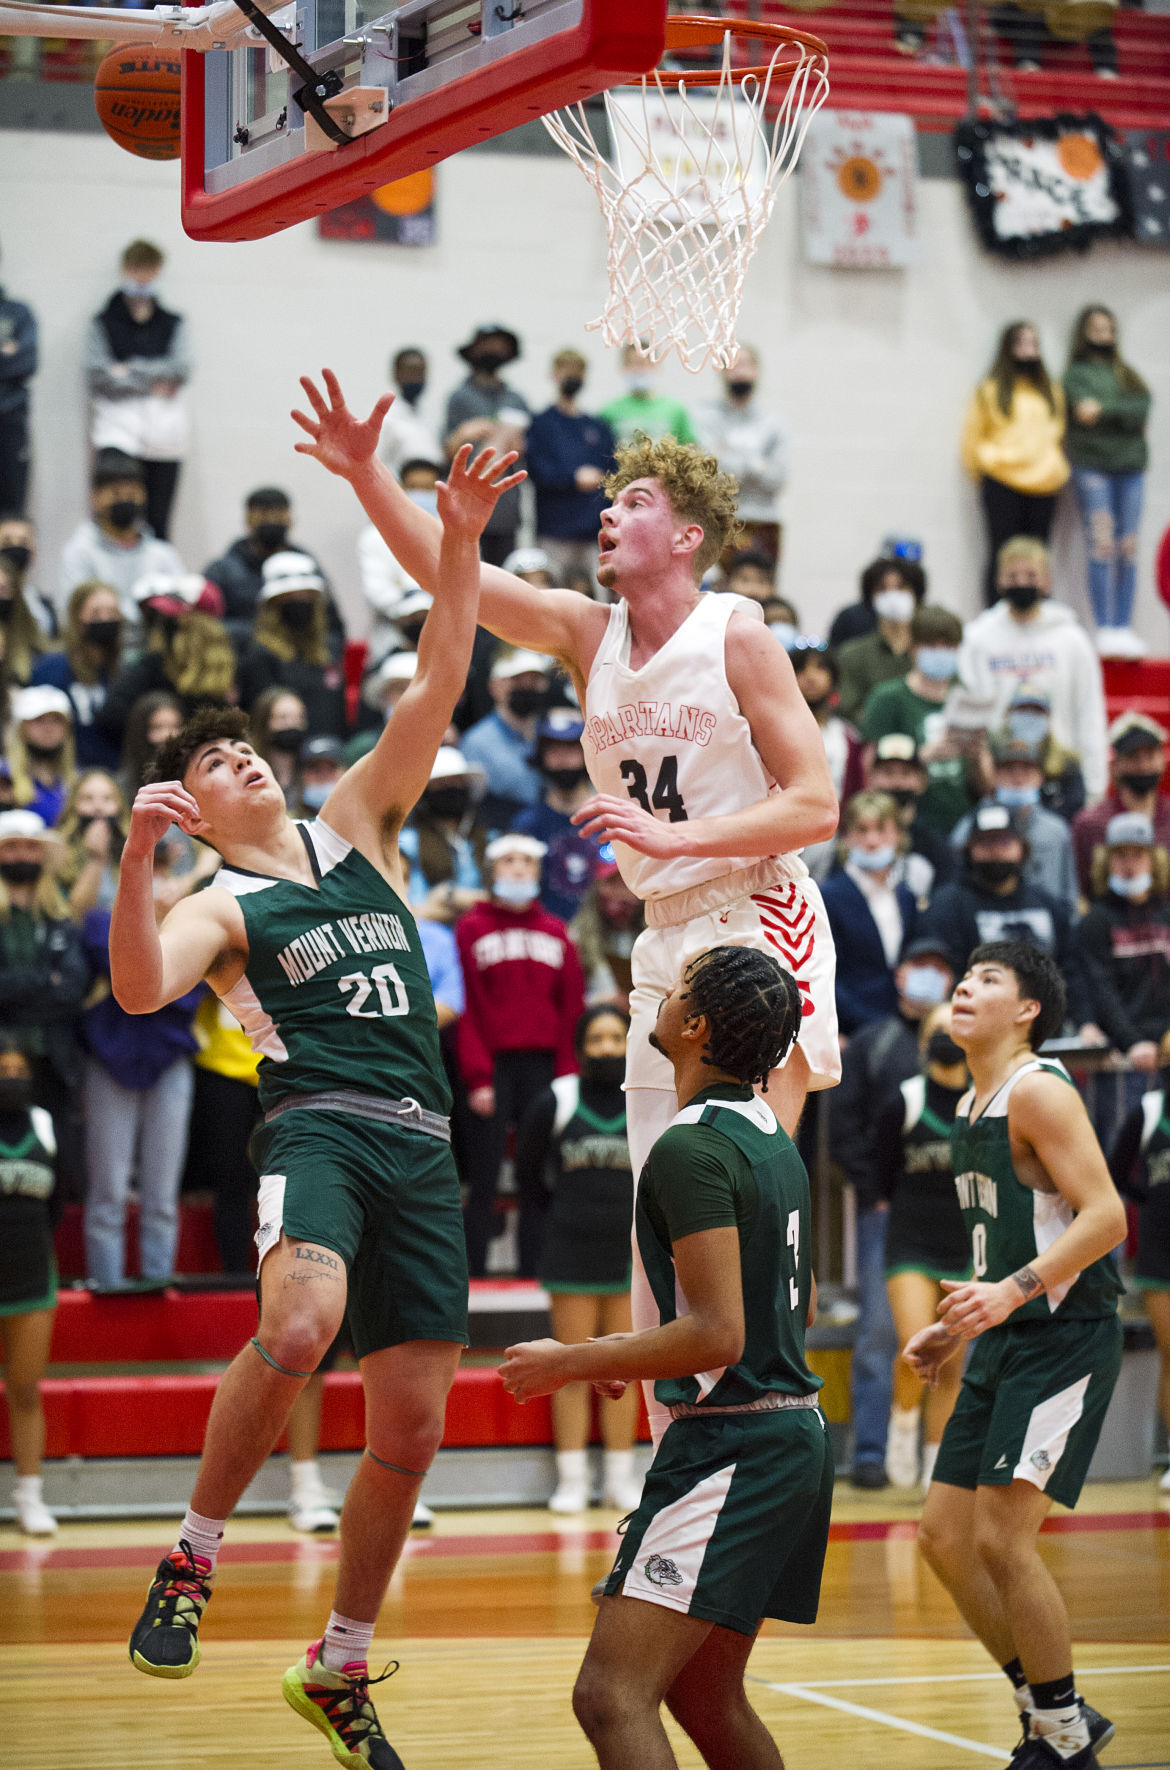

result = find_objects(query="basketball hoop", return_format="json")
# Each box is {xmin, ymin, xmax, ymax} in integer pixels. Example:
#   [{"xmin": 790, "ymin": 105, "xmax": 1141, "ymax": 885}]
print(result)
[{"xmin": 543, "ymin": 15, "xmax": 830, "ymax": 373}]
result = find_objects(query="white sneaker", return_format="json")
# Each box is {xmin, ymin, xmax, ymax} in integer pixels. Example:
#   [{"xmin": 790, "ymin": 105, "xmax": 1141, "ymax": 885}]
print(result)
[
  {"xmin": 1112, "ymin": 627, "xmax": 1147, "ymax": 659},
  {"xmin": 1095, "ymin": 626, "xmax": 1122, "ymax": 657},
  {"xmin": 602, "ymin": 1450, "xmax": 643, "ymax": 1513},
  {"xmin": 288, "ymin": 1496, "xmax": 340, "ymax": 1533},
  {"xmin": 1158, "ymin": 1465, "xmax": 1170, "ymax": 1492},
  {"xmin": 885, "ymin": 1408, "xmax": 921, "ymax": 1489},
  {"xmin": 548, "ymin": 1449, "xmax": 590, "ymax": 1514},
  {"xmin": 411, "ymin": 1500, "xmax": 435, "ymax": 1529},
  {"xmin": 15, "ymin": 1480, "xmax": 57, "ymax": 1537}
]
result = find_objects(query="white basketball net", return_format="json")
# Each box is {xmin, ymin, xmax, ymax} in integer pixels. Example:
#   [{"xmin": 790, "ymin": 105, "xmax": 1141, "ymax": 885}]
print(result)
[{"xmin": 543, "ymin": 31, "xmax": 830, "ymax": 373}]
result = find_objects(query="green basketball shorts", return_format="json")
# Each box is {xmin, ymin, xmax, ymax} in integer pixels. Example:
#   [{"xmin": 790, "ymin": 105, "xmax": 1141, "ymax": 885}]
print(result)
[
  {"xmin": 251, "ymin": 1108, "xmax": 469, "ymax": 1360},
  {"xmin": 603, "ymin": 1404, "xmax": 834, "ymax": 1637},
  {"xmin": 932, "ymin": 1314, "xmax": 1123, "ymax": 1510}
]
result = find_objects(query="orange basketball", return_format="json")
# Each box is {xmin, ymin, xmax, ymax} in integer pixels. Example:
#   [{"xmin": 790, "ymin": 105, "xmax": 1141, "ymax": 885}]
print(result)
[{"xmin": 94, "ymin": 44, "xmax": 182, "ymax": 162}]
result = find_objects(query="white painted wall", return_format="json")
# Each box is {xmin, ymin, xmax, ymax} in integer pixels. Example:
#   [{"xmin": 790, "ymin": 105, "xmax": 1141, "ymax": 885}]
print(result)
[{"xmin": 2, "ymin": 126, "xmax": 1168, "ymax": 646}]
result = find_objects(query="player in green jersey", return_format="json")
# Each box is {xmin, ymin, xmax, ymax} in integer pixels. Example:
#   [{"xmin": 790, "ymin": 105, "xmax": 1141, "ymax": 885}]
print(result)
[
  {"xmin": 501, "ymin": 946, "xmax": 834, "ymax": 1770},
  {"xmin": 905, "ymin": 941, "xmax": 1128, "ymax": 1770},
  {"xmin": 117, "ymin": 436, "xmax": 524, "ymax": 1769}
]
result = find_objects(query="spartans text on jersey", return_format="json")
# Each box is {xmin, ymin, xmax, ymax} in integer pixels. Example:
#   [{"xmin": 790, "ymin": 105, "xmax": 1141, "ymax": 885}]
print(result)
[
  {"xmin": 276, "ymin": 912, "xmax": 412, "ymax": 986},
  {"xmin": 585, "ymin": 702, "xmax": 717, "ymax": 753}
]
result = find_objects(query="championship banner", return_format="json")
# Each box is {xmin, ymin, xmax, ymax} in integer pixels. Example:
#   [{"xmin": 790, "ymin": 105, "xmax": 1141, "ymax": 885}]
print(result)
[
  {"xmin": 1119, "ymin": 130, "xmax": 1170, "ymax": 250},
  {"xmin": 799, "ymin": 111, "xmax": 917, "ymax": 269},
  {"xmin": 954, "ymin": 113, "xmax": 1130, "ymax": 259}
]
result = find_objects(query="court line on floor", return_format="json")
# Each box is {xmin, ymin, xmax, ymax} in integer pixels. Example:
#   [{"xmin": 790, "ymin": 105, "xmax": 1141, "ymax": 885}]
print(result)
[
  {"xmin": 758, "ymin": 1664, "xmax": 1170, "ymax": 1689},
  {"xmin": 760, "ymin": 1683, "xmax": 1005, "ymax": 1759}
]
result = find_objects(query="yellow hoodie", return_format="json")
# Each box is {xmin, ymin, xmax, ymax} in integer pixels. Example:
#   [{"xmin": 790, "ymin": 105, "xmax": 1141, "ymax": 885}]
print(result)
[{"xmin": 961, "ymin": 376, "xmax": 1069, "ymax": 495}]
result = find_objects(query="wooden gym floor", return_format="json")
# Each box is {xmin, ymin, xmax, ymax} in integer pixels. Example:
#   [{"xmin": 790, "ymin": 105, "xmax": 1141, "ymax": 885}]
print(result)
[{"xmin": 2, "ymin": 1480, "xmax": 1167, "ymax": 1769}]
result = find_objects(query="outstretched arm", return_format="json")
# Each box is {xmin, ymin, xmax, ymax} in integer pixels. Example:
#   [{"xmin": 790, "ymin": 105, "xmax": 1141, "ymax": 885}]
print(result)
[
  {"xmin": 292, "ymin": 369, "xmax": 603, "ymax": 668},
  {"xmin": 321, "ymin": 442, "xmax": 526, "ymax": 845}
]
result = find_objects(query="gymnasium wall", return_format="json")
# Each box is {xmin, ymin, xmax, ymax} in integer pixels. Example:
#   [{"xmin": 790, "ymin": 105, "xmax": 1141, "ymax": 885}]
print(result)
[{"xmin": 2, "ymin": 126, "xmax": 1168, "ymax": 643}]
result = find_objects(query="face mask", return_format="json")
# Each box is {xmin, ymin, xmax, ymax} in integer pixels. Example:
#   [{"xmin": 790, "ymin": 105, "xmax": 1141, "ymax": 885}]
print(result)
[
  {"xmin": 926, "ymin": 1032, "xmax": 965, "ymax": 1069},
  {"xmin": 1003, "ymin": 583, "xmax": 1040, "ymax": 613},
  {"xmin": 559, "ymin": 375, "xmax": 584, "ymax": 400},
  {"xmin": 0, "ymin": 1076, "xmax": 32, "ymax": 1113},
  {"xmin": 122, "ymin": 280, "xmax": 157, "ymax": 301},
  {"xmin": 916, "ymin": 646, "xmax": 958, "ymax": 683},
  {"xmin": 625, "ymin": 373, "xmax": 656, "ymax": 396},
  {"xmin": 883, "ymin": 786, "xmax": 919, "ymax": 811},
  {"xmin": 803, "ymin": 693, "xmax": 830, "ymax": 715},
  {"xmin": 269, "ymin": 725, "xmax": 308, "ymax": 754},
  {"xmin": 0, "ymin": 544, "xmax": 30, "ymax": 575},
  {"xmin": 493, "ymin": 876, "xmax": 538, "ymax": 908},
  {"xmin": 0, "ymin": 599, "xmax": 14, "ymax": 626},
  {"xmin": 423, "ymin": 788, "xmax": 469, "ymax": 822},
  {"xmin": 253, "ymin": 522, "xmax": 289, "ymax": 551},
  {"xmin": 873, "ymin": 588, "xmax": 915, "ymax": 624},
  {"xmin": 581, "ymin": 1055, "xmax": 626, "ymax": 1088},
  {"xmin": 0, "ymin": 860, "xmax": 42, "ymax": 886},
  {"xmin": 543, "ymin": 766, "xmax": 589, "ymax": 793},
  {"xmin": 277, "ymin": 601, "xmax": 315, "ymax": 632},
  {"xmin": 849, "ymin": 843, "xmax": 896, "ymax": 872},
  {"xmin": 301, "ymin": 781, "xmax": 332, "ymax": 810},
  {"xmin": 901, "ymin": 965, "xmax": 948, "ymax": 1007},
  {"xmin": 1118, "ymin": 771, "xmax": 1161, "ymax": 798},
  {"xmin": 769, "ymin": 621, "xmax": 797, "ymax": 650},
  {"xmin": 1084, "ymin": 341, "xmax": 1114, "ymax": 359},
  {"xmin": 995, "ymin": 784, "xmax": 1040, "ymax": 810},
  {"xmin": 1109, "ymin": 870, "xmax": 1151, "ymax": 899},
  {"xmin": 727, "ymin": 379, "xmax": 755, "ymax": 399},
  {"xmin": 397, "ymin": 379, "xmax": 425, "ymax": 405},
  {"xmin": 406, "ymin": 488, "xmax": 439, "ymax": 516},
  {"xmin": 24, "ymin": 740, "xmax": 63, "ymax": 763},
  {"xmin": 81, "ymin": 619, "xmax": 122, "ymax": 650},
  {"xmin": 470, "ymin": 349, "xmax": 507, "ymax": 373},
  {"xmin": 507, "ymin": 687, "xmax": 546, "ymax": 720},
  {"xmin": 1009, "ymin": 711, "xmax": 1049, "ymax": 745},
  {"xmin": 971, "ymin": 858, "xmax": 1018, "ymax": 888},
  {"xmin": 107, "ymin": 500, "xmax": 144, "ymax": 531}
]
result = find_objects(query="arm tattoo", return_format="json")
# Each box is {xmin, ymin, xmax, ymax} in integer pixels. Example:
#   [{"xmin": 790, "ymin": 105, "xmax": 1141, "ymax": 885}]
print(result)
[
  {"xmin": 294, "ymin": 1246, "xmax": 340, "ymax": 1271},
  {"xmin": 1010, "ymin": 1265, "xmax": 1044, "ymax": 1303}
]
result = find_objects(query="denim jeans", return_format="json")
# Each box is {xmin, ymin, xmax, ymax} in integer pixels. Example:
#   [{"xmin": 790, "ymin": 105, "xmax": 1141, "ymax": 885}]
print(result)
[
  {"xmin": 850, "ymin": 1204, "xmax": 898, "ymax": 1469},
  {"xmin": 1071, "ymin": 466, "xmax": 1145, "ymax": 630},
  {"xmin": 83, "ymin": 1055, "xmax": 195, "ymax": 1287}
]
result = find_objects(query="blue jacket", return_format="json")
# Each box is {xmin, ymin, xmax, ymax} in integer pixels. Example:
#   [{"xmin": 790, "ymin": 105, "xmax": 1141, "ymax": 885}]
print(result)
[
  {"xmin": 525, "ymin": 405, "xmax": 615, "ymax": 541},
  {"xmin": 820, "ymin": 867, "xmax": 918, "ymax": 1036},
  {"xmin": 0, "ymin": 287, "xmax": 38, "ymax": 417},
  {"xmin": 80, "ymin": 909, "xmax": 204, "ymax": 1089},
  {"xmin": 29, "ymin": 651, "xmax": 122, "ymax": 771}
]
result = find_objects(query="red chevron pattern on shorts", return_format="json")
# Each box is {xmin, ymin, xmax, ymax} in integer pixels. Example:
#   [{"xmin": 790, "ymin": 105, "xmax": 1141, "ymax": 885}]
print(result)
[{"xmin": 751, "ymin": 886, "xmax": 817, "ymax": 1015}]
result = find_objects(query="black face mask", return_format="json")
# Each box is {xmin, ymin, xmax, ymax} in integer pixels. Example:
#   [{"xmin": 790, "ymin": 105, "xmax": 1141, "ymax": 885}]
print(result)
[
  {"xmin": 469, "ymin": 350, "xmax": 508, "ymax": 373},
  {"xmin": 1014, "ymin": 357, "xmax": 1043, "ymax": 377},
  {"xmin": 507, "ymin": 687, "xmax": 546, "ymax": 720},
  {"xmin": 269, "ymin": 725, "xmax": 309, "ymax": 754},
  {"xmin": 253, "ymin": 522, "xmax": 289, "ymax": 552},
  {"xmin": 423, "ymin": 788, "xmax": 469, "ymax": 823},
  {"xmin": 277, "ymin": 601, "xmax": 315, "ymax": 632},
  {"xmin": 884, "ymin": 786, "xmax": 919, "ymax": 811},
  {"xmin": 971, "ymin": 858, "xmax": 1019, "ymax": 889},
  {"xmin": 24, "ymin": 741, "xmax": 63, "ymax": 763},
  {"xmin": 727, "ymin": 379, "xmax": 755, "ymax": 398},
  {"xmin": 926, "ymin": 1032, "xmax": 964, "ymax": 1069},
  {"xmin": 0, "ymin": 1076, "xmax": 31, "ymax": 1114},
  {"xmin": 0, "ymin": 860, "xmax": 43, "ymax": 886},
  {"xmin": 1084, "ymin": 341, "xmax": 1114, "ymax": 359},
  {"xmin": 581, "ymin": 1055, "xmax": 627, "ymax": 1089},
  {"xmin": 1118, "ymin": 771, "xmax": 1161, "ymax": 798},
  {"xmin": 397, "ymin": 379, "xmax": 425, "ymax": 405},
  {"xmin": 803, "ymin": 693, "xmax": 831, "ymax": 715},
  {"xmin": 543, "ymin": 766, "xmax": 589, "ymax": 794},
  {"xmin": 106, "ymin": 500, "xmax": 144, "ymax": 530},
  {"xmin": 0, "ymin": 544, "xmax": 31, "ymax": 575},
  {"xmin": 81, "ymin": 619, "xmax": 122, "ymax": 650},
  {"xmin": 559, "ymin": 375, "xmax": 584, "ymax": 400},
  {"xmin": 75, "ymin": 813, "xmax": 110, "ymax": 835},
  {"xmin": 0, "ymin": 598, "xmax": 14, "ymax": 626},
  {"xmin": 1003, "ymin": 583, "xmax": 1040, "ymax": 613}
]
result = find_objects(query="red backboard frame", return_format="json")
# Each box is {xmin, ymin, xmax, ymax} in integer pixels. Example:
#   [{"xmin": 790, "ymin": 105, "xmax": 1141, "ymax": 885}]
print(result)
[{"xmin": 180, "ymin": 0, "xmax": 667, "ymax": 242}]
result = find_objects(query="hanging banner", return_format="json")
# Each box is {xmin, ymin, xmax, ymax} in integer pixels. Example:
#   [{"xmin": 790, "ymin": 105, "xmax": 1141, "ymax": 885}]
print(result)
[
  {"xmin": 800, "ymin": 110, "xmax": 917, "ymax": 269},
  {"xmin": 606, "ymin": 88, "xmax": 770, "ymax": 228},
  {"xmin": 318, "ymin": 168, "xmax": 436, "ymax": 245},
  {"xmin": 1118, "ymin": 129, "xmax": 1170, "ymax": 250},
  {"xmin": 954, "ymin": 113, "xmax": 1130, "ymax": 259}
]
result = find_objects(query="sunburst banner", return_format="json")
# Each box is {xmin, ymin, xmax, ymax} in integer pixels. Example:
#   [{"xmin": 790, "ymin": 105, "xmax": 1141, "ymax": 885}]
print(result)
[
  {"xmin": 799, "ymin": 110, "xmax": 918, "ymax": 268},
  {"xmin": 954, "ymin": 113, "xmax": 1131, "ymax": 259}
]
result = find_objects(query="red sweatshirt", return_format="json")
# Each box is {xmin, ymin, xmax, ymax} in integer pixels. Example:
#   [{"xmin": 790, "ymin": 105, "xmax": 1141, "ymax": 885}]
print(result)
[{"xmin": 455, "ymin": 897, "xmax": 585, "ymax": 1092}]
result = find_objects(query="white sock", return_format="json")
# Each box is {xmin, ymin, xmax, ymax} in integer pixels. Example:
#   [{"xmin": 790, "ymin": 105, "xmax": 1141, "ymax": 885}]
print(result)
[
  {"xmin": 178, "ymin": 1508, "xmax": 226, "ymax": 1571},
  {"xmin": 921, "ymin": 1442, "xmax": 939, "ymax": 1487},
  {"xmin": 15, "ymin": 1474, "xmax": 45, "ymax": 1503},
  {"xmin": 321, "ymin": 1610, "xmax": 375, "ymax": 1671},
  {"xmin": 554, "ymin": 1449, "xmax": 589, "ymax": 1488},
  {"xmin": 291, "ymin": 1458, "xmax": 324, "ymax": 1499},
  {"xmin": 1012, "ymin": 1683, "xmax": 1032, "ymax": 1717},
  {"xmin": 603, "ymin": 1449, "xmax": 634, "ymax": 1483}
]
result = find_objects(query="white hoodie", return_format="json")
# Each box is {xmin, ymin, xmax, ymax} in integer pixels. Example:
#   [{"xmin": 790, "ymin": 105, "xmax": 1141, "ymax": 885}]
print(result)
[{"xmin": 957, "ymin": 598, "xmax": 1107, "ymax": 797}]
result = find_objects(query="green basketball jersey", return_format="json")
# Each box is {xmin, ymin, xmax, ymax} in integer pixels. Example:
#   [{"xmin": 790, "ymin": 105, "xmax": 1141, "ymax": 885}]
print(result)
[
  {"xmin": 951, "ymin": 1058, "xmax": 1121, "ymax": 1323},
  {"xmin": 636, "ymin": 1083, "xmax": 822, "ymax": 1409},
  {"xmin": 214, "ymin": 819, "xmax": 450, "ymax": 1116}
]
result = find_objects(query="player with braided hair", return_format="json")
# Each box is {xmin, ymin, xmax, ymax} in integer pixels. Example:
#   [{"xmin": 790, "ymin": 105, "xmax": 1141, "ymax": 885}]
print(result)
[{"xmin": 502, "ymin": 946, "xmax": 832, "ymax": 1770}]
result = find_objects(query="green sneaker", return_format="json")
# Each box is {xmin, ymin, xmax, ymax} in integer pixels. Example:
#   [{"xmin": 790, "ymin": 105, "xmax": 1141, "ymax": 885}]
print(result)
[
  {"xmin": 282, "ymin": 1639, "xmax": 406, "ymax": 1768},
  {"xmin": 128, "ymin": 1539, "xmax": 212, "ymax": 1679}
]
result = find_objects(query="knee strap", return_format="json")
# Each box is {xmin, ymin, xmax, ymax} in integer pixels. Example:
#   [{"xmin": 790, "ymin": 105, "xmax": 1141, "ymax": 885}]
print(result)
[
  {"xmin": 365, "ymin": 1447, "xmax": 428, "ymax": 1480},
  {"xmin": 250, "ymin": 1336, "xmax": 313, "ymax": 1380}
]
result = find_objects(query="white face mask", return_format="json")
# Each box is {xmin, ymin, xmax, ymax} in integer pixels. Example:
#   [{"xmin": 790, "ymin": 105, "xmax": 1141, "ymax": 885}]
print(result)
[
  {"xmin": 1109, "ymin": 870, "xmax": 1151, "ymax": 899},
  {"xmin": 850, "ymin": 843, "xmax": 896, "ymax": 873},
  {"xmin": 494, "ymin": 876, "xmax": 538, "ymax": 908},
  {"xmin": 768, "ymin": 621, "xmax": 797, "ymax": 650},
  {"xmin": 625, "ymin": 372, "xmax": 656, "ymax": 396},
  {"xmin": 873, "ymin": 588, "xmax": 916, "ymax": 624},
  {"xmin": 901, "ymin": 965, "xmax": 948, "ymax": 1007}
]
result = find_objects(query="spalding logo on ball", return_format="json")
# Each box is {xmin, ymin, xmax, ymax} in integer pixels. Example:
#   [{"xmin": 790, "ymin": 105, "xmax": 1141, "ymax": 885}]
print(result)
[{"xmin": 94, "ymin": 44, "xmax": 182, "ymax": 161}]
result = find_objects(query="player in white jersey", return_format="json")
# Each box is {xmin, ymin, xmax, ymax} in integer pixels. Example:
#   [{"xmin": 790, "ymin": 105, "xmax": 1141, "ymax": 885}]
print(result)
[{"xmin": 294, "ymin": 373, "xmax": 840, "ymax": 1177}]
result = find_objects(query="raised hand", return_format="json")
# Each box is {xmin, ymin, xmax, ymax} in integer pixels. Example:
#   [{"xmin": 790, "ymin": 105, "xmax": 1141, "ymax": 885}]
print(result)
[
  {"xmin": 436, "ymin": 442, "xmax": 527, "ymax": 541},
  {"xmin": 126, "ymin": 781, "xmax": 202, "ymax": 857},
  {"xmin": 292, "ymin": 368, "xmax": 393, "ymax": 481}
]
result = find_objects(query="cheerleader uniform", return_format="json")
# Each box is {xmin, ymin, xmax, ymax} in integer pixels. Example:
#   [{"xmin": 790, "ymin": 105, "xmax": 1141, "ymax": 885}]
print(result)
[
  {"xmin": 0, "ymin": 1105, "xmax": 58, "ymax": 1317},
  {"xmin": 516, "ymin": 1073, "xmax": 632, "ymax": 1293},
  {"xmin": 878, "ymin": 1074, "xmax": 971, "ymax": 1282},
  {"xmin": 1109, "ymin": 1084, "xmax": 1170, "ymax": 1293}
]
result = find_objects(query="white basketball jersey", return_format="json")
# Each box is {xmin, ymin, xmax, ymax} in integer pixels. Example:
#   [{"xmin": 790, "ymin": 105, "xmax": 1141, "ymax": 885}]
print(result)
[{"xmin": 583, "ymin": 593, "xmax": 778, "ymax": 901}]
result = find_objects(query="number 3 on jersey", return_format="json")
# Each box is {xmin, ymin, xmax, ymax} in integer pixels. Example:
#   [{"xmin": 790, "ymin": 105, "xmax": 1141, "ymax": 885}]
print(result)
[
  {"xmin": 786, "ymin": 1209, "xmax": 801, "ymax": 1310},
  {"xmin": 338, "ymin": 963, "xmax": 409, "ymax": 1019},
  {"xmin": 620, "ymin": 756, "xmax": 688, "ymax": 822}
]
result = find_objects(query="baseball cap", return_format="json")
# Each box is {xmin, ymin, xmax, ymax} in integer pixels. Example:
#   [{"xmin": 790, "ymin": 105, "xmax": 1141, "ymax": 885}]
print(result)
[
  {"xmin": 0, "ymin": 807, "xmax": 53, "ymax": 843},
  {"xmin": 259, "ymin": 551, "xmax": 326, "ymax": 600},
  {"xmin": 971, "ymin": 804, "xmax": 1015, "ymax": 837},
  {"xmin": 428, "ymin": 747, "xmax": 486, "ymax": 788},
  {"xmin": 1105, "ymin": 811, "xmax": 1154, "ymax": 848},
  {"xmin": 133, "ymin": 573, "xmax": 225, "ymax": 618},
  {"xmin": 394, "ymin": 588, "xmax": 434, "ymax": 623},
  {"xmin": 503, "ymin": 547, "xmax": 551, "ymax": 579},
  {"xmin": 11, "ymin": 685, "xmax": 73, "ymax": 724},
  {"xmin": 1109, "ymin": 711, "xmax": 1168, "ymax": 756},
  {"xmin": 485, "ymin": 833, "xmax": 547, "ymax": 863},
  {"xmin": 299, "ymin": 736, "xmax": 345, "ymax": 769},
  {"xmin": 901, "ymin": 935, "xmax": 955, "ymax": 967},
  {"xmin": 491, "ymin": 648, "xmax": 554, "ymax": 681},
  {"xmin": 1008, "ymin": 685, "xmax": 1051, "ymax": 712},
  {"xmin": 872, "ymin": 733, "xmax": 922, "ymax": 766}
]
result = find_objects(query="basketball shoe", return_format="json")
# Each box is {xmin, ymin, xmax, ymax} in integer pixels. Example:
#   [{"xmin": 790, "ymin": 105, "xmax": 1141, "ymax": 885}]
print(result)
[
  {"xmin": 1012, "ymin": 1701, "xmax": 1114, "ymax": 1761},
  {"xmin": 128, "ymin": 1539, "xmax": 212, "ymax": 1678},
  {"xmin": 283, "ymin": 1639, "xmax": 406, "ymax": 1769}
]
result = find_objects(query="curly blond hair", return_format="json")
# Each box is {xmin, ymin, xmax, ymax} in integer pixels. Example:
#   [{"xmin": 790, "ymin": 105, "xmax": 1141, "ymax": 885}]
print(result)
[{"xmin": 604, "ymin": 434, "xmax": 741, "ymax": 579}]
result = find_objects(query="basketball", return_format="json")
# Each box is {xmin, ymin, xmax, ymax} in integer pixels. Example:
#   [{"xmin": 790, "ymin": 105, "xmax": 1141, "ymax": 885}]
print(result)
[{"xmin": 93, "ymin": 44, "xmax": 182, "ymax": 161}]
